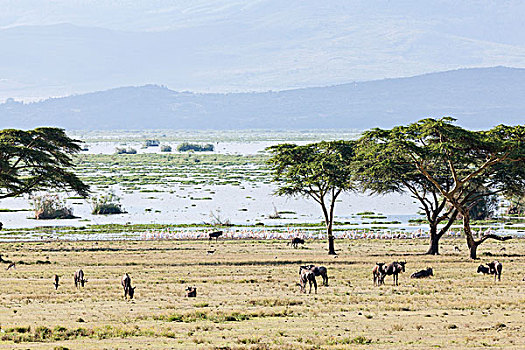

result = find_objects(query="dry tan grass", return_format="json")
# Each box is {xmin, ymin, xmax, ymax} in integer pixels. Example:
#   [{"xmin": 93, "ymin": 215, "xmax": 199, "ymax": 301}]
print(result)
[{"xmin": 0, "ymin": 238, "xmax": 523, "ymax": 349}]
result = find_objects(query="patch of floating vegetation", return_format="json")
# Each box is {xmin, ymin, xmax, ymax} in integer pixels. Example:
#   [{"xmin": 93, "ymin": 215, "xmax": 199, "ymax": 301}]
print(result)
[
  {"xmin": 360, "ymin": 215, "xmax": 387, "ymax": 219},
  {"xmin": 74, "ymin": 153, "xmax": 269, "ymax": 187},
  {"xmin": 0, "ymin": 208, "xmax": 32, "ymax": 212},
  {"xmin": 356, "ymin": 211, "xmax": 376, "ymax": 215}
]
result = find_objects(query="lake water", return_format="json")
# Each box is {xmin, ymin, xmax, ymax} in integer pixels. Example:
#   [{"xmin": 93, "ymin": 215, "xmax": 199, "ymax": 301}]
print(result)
[{"xmin": 0, "ymin": 133, "xmax": 522, "ymax": 239}]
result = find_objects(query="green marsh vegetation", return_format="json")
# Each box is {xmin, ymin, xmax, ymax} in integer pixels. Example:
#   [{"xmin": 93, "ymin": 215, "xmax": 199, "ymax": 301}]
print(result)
[{"xmin": 73, "ymin": 153, "xmax": 268, "ymax": 188}]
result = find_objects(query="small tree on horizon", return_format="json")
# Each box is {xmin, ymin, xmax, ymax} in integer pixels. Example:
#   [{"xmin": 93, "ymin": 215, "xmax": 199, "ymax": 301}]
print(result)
[{"xmin": 266, "ymin": 141, "xmax": 355, "ymax": 255}]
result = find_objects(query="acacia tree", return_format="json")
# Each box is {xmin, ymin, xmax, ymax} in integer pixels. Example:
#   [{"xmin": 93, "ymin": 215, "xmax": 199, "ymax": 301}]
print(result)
[
  {"xmin": 356, "ymin": 130, "xmax": 458, "ymax": 255},
  {"xmin": 0, "ymin": 128, "xmax": 89, "ymax": 200},
  {"xmin": 266, "ymin": 141, "xmax": 355, "ymax": 255},
  {"xmin": 369, "ymin": 118, "xmax": 524, "ymax": 259}
]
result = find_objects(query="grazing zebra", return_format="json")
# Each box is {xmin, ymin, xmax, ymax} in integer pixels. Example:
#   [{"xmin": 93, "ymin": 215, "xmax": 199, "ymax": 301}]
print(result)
[
  {"xmin": 74, "ymin": 269, "xmax": 87, "ymax": 288},
  {"xmin": 487, "ymin": 261, "xmax": 503, "ymax": 282},
  {"xmin": 299, "ymin": 267, "xmax": 317, "ymax": 294},
  {"xmin": 372, "ymin": 262, "xmax": 386, "ymax": 286},
  {"xmin": 302, "ymin": 265, "xmax": 329, "ymax": 286}
]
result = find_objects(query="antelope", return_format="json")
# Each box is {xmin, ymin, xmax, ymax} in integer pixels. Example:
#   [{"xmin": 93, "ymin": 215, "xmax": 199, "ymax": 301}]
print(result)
[{"xmin": 53, "ymin": 275, "xmax": 60, "ymax": 290}]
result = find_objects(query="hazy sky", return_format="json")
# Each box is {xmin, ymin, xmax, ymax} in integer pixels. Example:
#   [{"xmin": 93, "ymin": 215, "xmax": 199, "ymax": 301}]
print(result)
[{"xmin": 1, "ymin": 0, "xmax": 524, "ymax": 100}]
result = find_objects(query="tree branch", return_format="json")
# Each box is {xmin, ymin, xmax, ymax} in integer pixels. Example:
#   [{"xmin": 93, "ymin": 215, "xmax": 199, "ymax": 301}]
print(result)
[{"xmin": 475, "ymin": 234, "xmax": 513, "ymax": 245}]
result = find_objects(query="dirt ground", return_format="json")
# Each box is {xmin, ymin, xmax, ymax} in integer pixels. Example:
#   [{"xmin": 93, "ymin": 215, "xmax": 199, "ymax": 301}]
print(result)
[{"xmin": 0, "ymin": 238, "xmax": 523, "ymax": 349}]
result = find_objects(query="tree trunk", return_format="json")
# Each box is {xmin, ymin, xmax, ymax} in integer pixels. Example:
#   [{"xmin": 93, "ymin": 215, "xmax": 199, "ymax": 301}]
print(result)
[
  {"xmin": 328, "ymin": 235, "xmax": 336, "ymax": 255},
  {"xmin": 327, "ymin": 223, "xmax": 336, "ymax": 255},
  {"xmin": 462, "ymin": 211, "xmax": 479, "ymax": 259},
  {"xmin": 469, "ymin": 243, "xmax": 478, "ymax": 260},
  {"xmin": 426, "ymin": 225, "xmax": 440, "ymax": 255}
]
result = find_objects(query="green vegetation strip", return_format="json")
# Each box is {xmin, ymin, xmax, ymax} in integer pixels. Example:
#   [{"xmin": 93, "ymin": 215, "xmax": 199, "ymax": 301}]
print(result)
[
  {"xmin": 153, "ymin": 309, "xmax": 295, "ymax": 323},
  {"xmin": 0, "ymin": 325, "xmax": 153, "ymax": 343}
]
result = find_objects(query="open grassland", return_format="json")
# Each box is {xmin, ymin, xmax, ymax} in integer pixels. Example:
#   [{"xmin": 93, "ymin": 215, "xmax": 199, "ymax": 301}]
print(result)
[{"xmin": 0, "ymin": 238, "xmax": 523, "ymax": 349}]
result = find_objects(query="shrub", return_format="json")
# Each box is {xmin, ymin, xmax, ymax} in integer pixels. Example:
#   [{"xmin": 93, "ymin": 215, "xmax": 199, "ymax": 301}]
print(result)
[
  {"xmin": 177, "ymin": 142, "xmax": 214, "ymax": 152},
  {"xmin": 160, "ymin": 145, "xmax": 172, "ymax": 152},
  {"xmin": 115, "ymin": 147, "xmax": 137, "ymax": 155},
  {"xmin": 144, "ymin": 140, "xmax": 160, "ymax": 147},
  {"xmin": 31, "ymin": 195, "xmax": 75, "ymax": 220},
  {"xmin": 92, "ymin": 191, "xmax": 125, "ymax": 215}
]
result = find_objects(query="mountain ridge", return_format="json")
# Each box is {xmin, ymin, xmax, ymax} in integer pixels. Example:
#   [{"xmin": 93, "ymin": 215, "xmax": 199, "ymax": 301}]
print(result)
[{"xmin": 1, "ymin": 67, "xmax": 523, "ymax": 130}]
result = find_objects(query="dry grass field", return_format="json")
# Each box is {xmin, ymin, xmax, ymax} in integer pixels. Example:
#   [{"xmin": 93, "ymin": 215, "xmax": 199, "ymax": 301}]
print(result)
[{"xmin": 0, "ymin": 238, "xmax": 523, "ymax": 349}]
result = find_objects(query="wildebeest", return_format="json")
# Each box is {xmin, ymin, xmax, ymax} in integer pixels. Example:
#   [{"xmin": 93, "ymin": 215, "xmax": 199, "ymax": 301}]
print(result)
[
  {"xmin": 477, "ymin": 264, "xmax": 490, "ymax": 274},
  {"xmin": 6, "ymin": 262, "xmax": 15, "ymax": 271},
  {"xmin": 372, "ymin": 262, "xmax": 386, "ymax": 286},
  {"xmin": 302, "ymin": 265, "xmax": 329, "ymax": 286},
  {"xmin": 384, "ymin": 261, "xmax": 406, "ymax": 286},
  {"xmin": 410, "ymin": 267, "xmax": 433, "ymax": 279},
  {"xmin": 299, "ymin": 267, "xmax": 317, "ymax": 294},
  {"xmin": 74, "ymin": 269, "xmax": 87, "ymax": 288},
  {"xmin": 487, "ymin": 261, "xmax": 503, "ymax": 282},
  {"xmin": 186, "ymin": 286, "xmax": 197, "ymax": 297},
  {"xmin": 121, "ymin": 273, "xmax": 136, "ymax": 299},
  {"xmin": 209, "ymin": 231, "xmax": 223, "ymax": 241},
  {"xmin": 454, "ymin": 246, "xmax": 461, "ymax": 252},
  {"xmin": 53, "ymin": 275, "xmax": 60, "ymax": 290},
  {"xmin": 288, "ymin": 237, "xmax": 305, "ymax": 248}
]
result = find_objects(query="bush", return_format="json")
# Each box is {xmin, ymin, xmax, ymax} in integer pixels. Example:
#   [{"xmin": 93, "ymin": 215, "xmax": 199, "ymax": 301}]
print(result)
[
  {"xmin": 92, "ymin": 191, "xmax": 125, "ymax": 215},
  {"xmin": 115, "ymin": 147, "xmax": 137, "ymax": 155},
  {"xmin": 506, "ymin": 194, "xmax": 524, "ymax": 216},
  {"xmin": 31, "ymin": 195, "xmax": 75, "ymax": 220},
  {"xmin": 161, "ymin": 145, "xmax": 172, "ymax": 152},
  {"xmin": 144, "ymin": 140, "xmax": 160, "ymax": 147},
  {"xmin": 177, "ymin": 142, "xmax": 214, "ymax": 152}
]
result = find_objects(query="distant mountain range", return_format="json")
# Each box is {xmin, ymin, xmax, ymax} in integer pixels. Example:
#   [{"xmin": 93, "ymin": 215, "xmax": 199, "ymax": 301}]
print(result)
[
  {"xmin": 1, "ymin": 1, "xmax": 525, "ymax": 100},
  {"xmin": 1, "ymin": 67, "xmax": 523, "ymax": 130}
]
